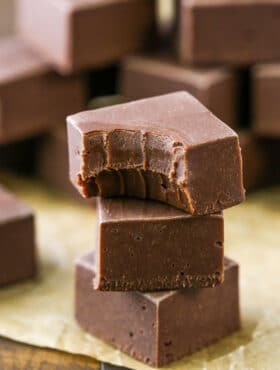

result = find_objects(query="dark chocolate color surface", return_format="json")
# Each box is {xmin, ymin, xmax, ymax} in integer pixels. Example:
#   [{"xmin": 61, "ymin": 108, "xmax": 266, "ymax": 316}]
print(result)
[
  {"xmin": 68, "ymin": 92, "xmax": 244, "ymax": 215},
  {"xmin": 75, "ymin": 253, "xmax": 240, "ymax": 367},
  {"xmin": 95, "ymin": 198, "xmax": 224, "ymax": 291}
]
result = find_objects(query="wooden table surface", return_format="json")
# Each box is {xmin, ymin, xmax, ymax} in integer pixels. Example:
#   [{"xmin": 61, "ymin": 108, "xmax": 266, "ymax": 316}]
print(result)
[{"xmin": 0, "ymin": 337, "xmax": 100, "ymax": 370}]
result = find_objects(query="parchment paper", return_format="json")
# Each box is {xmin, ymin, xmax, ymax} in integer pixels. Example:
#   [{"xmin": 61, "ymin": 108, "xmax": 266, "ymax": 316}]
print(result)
[{"xmin": 0, "ymin": 173, "xmax": 279, "ymax": 370}]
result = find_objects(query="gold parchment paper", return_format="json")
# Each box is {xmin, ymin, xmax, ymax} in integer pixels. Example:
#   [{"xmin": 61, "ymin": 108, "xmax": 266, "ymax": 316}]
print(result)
[{"xmin": 0, "ymin": 174, "xmax": 279, "ymax": 370}]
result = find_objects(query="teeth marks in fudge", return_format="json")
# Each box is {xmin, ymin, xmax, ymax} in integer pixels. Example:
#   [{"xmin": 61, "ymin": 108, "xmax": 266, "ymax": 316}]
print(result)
[{"xmin": 67, "ymin": 92, "xmax": 245, "ymax": 215}]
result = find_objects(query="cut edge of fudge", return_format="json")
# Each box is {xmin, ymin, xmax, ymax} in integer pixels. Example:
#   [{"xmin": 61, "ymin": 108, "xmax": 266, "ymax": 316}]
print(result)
[{"xmin": 67, "ymin": 91, "xmax": 245, "ymax": 215}]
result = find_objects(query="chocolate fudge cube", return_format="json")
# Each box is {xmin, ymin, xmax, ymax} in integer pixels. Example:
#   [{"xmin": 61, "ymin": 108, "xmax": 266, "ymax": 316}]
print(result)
[
  {"xmin": 94, "ymin": 197, "xmax": 224, "ymax": 291},
  {"xmin": 75, "ymin": 253, "xmax": 240, "ymax": 367},
  {"xmin": 0, "ymin": 37, "xmax": 86, "ymax": 144},
  {"xmin": 179, "ymin": 0, "xmax": 280, "ymax": 65},
  {"xmin": 120, "ymin": 55, "xmax": 239, "ymax": 127},
  {"xmin": 252, "ymin": 64, "xmax": 280, "ymax": 137},
  {"xmin": 67, "ymin": 91, "xmax": 245, "ymax": 215},
  {"xmin": 17, "ymin": 0, "xmax": 155, "ymax": 74},
  {"xmin": 0, "ymin": 186, "xmax": 36, "ymax": 286}
]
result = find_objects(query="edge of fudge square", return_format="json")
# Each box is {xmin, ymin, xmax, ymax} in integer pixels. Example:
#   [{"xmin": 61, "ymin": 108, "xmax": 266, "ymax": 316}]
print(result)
[
  {"xmin": 94, "ymin": 197, "xmax": 224, "ymax": 291},
  {"xmin": 120, "ymin": 54, "xmax": 239, "ymax": 128},
  {"xmin": 17, "ymin": 0, "xmax": 155, "ymax": 74},
  {"xmin": 0, "ymin": 185, "xmax": 36, "ymax": 286},
  {"xmin": 179, "ymin": 0, "xmax": 280, "ymax": 65},
  {"xmin": 252, "ymin": 64, "xmax": 280, "ymax": 137},
  {"xmin": 75, "ymin": 253, "xmax": 240, "ymax": 367},
  {"xmin": 0, "ymin": 36, "xmax": 86, "ymax": 144},
  {"xmin": 67, "ymin": 91, "xmax": 245, "ymax": 215}
]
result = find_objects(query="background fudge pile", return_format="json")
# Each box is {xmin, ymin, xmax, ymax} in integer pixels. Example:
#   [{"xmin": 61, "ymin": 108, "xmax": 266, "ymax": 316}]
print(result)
[
  {"xmin": 0, "ymin": 0, "xmax": 279, "ymax": 368},
  {"xmin": 69, "ymin": 91, "xmax": 244, "ymax": 367}
]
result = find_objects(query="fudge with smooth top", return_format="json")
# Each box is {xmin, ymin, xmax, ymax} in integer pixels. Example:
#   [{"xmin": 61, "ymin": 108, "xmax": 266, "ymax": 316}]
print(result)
[
  {"xmin": 17, "ymin": 0, "xmax": 155, "ymax": 74},
  {"xmin": 75, "ymin": 253, "xmax": 240, "ymax": 367},
  {"xmin": 67, "ymin": 91, "xmax": 245, "ymax": 215},
  {"xmin": 0, "ymin": 37, "xmax": 86, "ymax": 144}
]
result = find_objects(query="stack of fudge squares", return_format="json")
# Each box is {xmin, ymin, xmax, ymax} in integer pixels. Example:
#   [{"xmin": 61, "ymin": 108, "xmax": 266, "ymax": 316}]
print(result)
[
  {"xmin": 0, "ymin": 0, "xmax": 279, "ymax": 367},
  {"xmin": 67, "ymin": 91, "xmax": 245, "ymax": 367}
]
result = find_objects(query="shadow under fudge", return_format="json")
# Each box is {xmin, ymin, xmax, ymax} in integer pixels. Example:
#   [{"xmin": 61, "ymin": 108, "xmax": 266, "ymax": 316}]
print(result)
[
  {"xmin": 75, "ymin": 253, "xmax": 240, "ymax": 368},
  {"xmin": 67, "ymin": 92, "xmax": 245, "ymax": 216}
]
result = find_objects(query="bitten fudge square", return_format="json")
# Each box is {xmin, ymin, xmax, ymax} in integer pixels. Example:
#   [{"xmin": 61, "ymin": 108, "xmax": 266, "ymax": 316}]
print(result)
[
  {"xmin": 67, "ymin": 91, "xmax": 244, "ymax": 215},
  {"xmin": 75, "ymin": 253, "xmax": 240, "ymax": 368},
  {"xmin": 94, "ymin": 197, "xmax": 224, "ymax": 291},
  {"xmin": 0, "ymin": 186, "xmax": 36, "ymax": 286}
]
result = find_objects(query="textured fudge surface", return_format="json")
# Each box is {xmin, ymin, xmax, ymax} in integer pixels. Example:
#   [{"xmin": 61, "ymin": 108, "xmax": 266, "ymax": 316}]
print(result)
[
  {"xmin": 75, "ymin": 253, "xmax": 240, "ymax": 367},
  {"xmin": 67, "ymin": 91, "xmax": 244, "ymax": 215},
  {"xmin": 95, "ymin": 197, "xmax": 224, "ymax": 291},
  {"xmin": 0, "ymin": 186, "xmax": 36, "ymax": 286}
]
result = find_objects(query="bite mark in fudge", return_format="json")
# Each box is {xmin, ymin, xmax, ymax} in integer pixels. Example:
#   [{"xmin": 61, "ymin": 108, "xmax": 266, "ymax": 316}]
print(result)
[{"xmin": 67, "ymin": 92, "xmax": 245, "ymax": 215}]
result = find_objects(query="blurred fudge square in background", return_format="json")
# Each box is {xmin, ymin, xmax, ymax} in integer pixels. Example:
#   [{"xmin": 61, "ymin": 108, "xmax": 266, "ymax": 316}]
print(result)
[
  {"xmin": 120, "ymin": 54, "xmax": 240, "ymax": 128},
  {"xmin": 0, "ymin": 0, "xmax": 15, "ymax": 36},
  {"xmin": 0, "ymin": 37, "xmax": 86, "ymax": 144},
  {"xmin": 252, "ymin": 64, "xmax": 280, "ymax": 137},
  {"xmin": 0, "ymin": 186, "xmax": 36, "ymax": 286},
  {"xmin": 17, "ymin": 0, "xmax": 156, "ymax": 74},
  {"xmin": 179, "ymin": 0, "xmax": 280, "ymax": 65}
]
